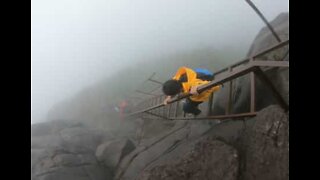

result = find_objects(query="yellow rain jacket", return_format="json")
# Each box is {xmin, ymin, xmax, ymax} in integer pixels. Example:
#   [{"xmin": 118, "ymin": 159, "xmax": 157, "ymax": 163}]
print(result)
[{"xmin": 172, "ymin": 66, "xmax": 221, "ymax": 102}]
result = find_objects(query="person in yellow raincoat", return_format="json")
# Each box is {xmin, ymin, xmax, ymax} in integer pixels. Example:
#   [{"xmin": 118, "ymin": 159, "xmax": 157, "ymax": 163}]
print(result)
[{"xmin": 162, "ymin": 66, "xmax": 221, "ymax": 116}]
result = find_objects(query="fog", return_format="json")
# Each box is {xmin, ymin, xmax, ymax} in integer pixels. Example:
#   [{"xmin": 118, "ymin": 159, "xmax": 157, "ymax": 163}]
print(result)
[{"xmin": 31, "ymin": 0, "xmax": 288, "ymax": 124}]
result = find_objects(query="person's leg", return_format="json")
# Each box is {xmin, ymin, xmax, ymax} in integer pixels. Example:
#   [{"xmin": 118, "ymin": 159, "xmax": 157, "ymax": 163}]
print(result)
[{"xmin": 183, "ymin": 98, "xmax": 202, "ymax": 116}]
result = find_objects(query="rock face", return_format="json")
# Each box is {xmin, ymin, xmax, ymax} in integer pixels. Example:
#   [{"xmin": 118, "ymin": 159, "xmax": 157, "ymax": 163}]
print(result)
[
  {"xmin": 31, "ymin": 120, "xmax": 115, "ymax": 180},
  {"xmin": 206, "ymin": 105, "xmax": 289, "ymax": 180},
  {"xmin": 132, "ymin": 105, "xmax": 288, "ymax": 180},
  {"xmin": 139, "ymin": 137, "xmax": 239, "ymax": 180},
  {"xmin": 212, "ymin": 12, "xmax": 289, "ymax": 115},
  {"xmin": 246, "ymin": 13, "xmax": 289, "ymax": 59},
  {"xmin": 96, "ymin": 139, "xmax": 135, "ymax": 175},
  {"xmin": 242, "ymin": 105, "xmax": 289, "ymax": 180},
  {"xmin": 114, "ymin": 122, "xmax": 192, "ymax": 180},
  {"xmin": 32, "ymin": 12, "xmax": 289, "ymax": 180}
]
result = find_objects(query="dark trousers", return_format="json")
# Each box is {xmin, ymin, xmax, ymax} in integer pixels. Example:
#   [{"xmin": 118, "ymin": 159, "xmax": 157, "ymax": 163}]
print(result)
[{"xmin": 183, "ymin": 98, "xmax": 203, "ymax": 116}]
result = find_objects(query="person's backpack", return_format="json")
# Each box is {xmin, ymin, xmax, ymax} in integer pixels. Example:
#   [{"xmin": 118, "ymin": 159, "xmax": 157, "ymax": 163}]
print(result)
[
  {"xmin": 178, "ymin": 68, "xmax": 215, "ymax": 83},
  {"xmin": 194, "ymin": 68, "xmax": 214, "ymax": 81}
]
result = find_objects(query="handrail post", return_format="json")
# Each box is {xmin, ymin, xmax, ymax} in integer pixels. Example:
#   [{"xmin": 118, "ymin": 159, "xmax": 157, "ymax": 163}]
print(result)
[
  {"xmin": 156, "ymin": 96, "xmax": 161, "ymax": 117},
  {"xmin": 174, "ymin": 101, "xmax": 180, "ymax": 118},
  {"xmin": 148, "ymin": 97, "xmax": 154, "ymax": 118},
  {"xmin": 226, "ymin": 67, "xmax": 233, "ymax": 115},
  {"xmin": 250, "ymin": 58, "xmax": 256, "ymax": 113},
  {"xmin": 207, "ymin": 93, "xmax": 214, "ymax": 116},
  {"xmin": 127, "ymin": 40, "xmax": 289, "ymax": 118},
  {"xmin": 161, "ymin": 95, "xmax": 166, "ymax": 118},
  {"xmin": 167, "ymin": 103, "xmax": 172, "ymax": 119}
]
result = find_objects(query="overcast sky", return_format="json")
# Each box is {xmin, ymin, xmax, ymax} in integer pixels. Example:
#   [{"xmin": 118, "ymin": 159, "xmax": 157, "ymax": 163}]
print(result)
[{"xmin": 31, "ymin": 0, "xmax": 288, "ymax": 124}]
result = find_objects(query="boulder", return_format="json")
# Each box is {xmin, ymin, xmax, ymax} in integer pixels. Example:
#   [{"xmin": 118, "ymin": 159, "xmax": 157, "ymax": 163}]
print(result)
[
  {"xmin": 203, "ymin": 105, "xmax": 289, "ymax": 180},
  {"xmin": 212, "ymin": 12, "xmax": 289, "ymax": 115},
  {"xmin": 95, "ymin": 139, "xmax": 136, "ymax": 171},
  {"xmin": 31, "ymin": 120, "xmax": 83, "ymax": 137},
  {"xmin": 114, "ymin": 120, "xmax": 214, "ymax": 180},
  {"xmin": 32, "ymin": 147, "xmax": 112, "ymax": 180},
  {"xmin": 114, "ymin": 122, "xmax": 190, "ymax": 180},
  {"xmin": 242, "ymin": 105, "xmax": 289, "ymax": 180},
  {"xmin": 139, "ymin": 137, "xmax": 239, "ymax": 180},
  {"xmin": 59, "ymin": 126, "xmax": 109, "ymax": 151},
  {"xmin": 31, "ymin": 120, "xmax": 113, "ymax": 180}
]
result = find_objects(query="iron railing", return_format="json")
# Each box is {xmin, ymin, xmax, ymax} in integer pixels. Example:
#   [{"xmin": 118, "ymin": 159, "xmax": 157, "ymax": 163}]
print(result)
[{"xmin": 127, "ymin": 39, "xmax": 289, "ymax": 121}]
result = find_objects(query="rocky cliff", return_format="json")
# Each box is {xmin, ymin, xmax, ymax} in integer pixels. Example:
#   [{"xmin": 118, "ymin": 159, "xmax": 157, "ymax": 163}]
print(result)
[
  {"xmin": 212, "ymin": 12, "xmax": 289, "ymax": 115},
  {"xmin": 32, "ymin": 104, "xmax": 288, "ymax": 180},
  {"xmin": 31, "ymin": 12, "xmax": 289, "ymax": 180}
]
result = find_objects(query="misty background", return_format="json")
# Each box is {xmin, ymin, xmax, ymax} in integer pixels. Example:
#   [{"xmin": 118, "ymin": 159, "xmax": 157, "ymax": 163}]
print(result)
[{"xmin": 31, "ymin": 0, "xmax": 288, "ymax": 124}]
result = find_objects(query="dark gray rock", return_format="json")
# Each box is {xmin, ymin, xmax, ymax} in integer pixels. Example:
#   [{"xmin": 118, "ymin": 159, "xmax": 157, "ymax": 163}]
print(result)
[
  {"xmin": 35, "ymin": 166, "xmax": 90, "ymax": 180},
  {"xmin": 59, "ymin": 126, "xmax": 108, "ymax": 151},
  {"xmin": 203, "ymin": 105, "xmax": 288, "ymax": 180},
  {"xmin": 134, "ymin": 105, "xmax": 288, "ymax": 180},
  {"xmin": 246, "ymin": 13, "xmax": 289, "ymax": 59},
  {"xmin": 187, "ymin": 121, "xmax": 212, "ymax": 139},
  {"xmin": 139, "ymin": 137, "xmax": 239, "ymax": 180},
  {"xmin": 32, "ymin": 12, "xmax": 289, "ymax": 180},
  {"xmin": 31, "ymin": 135, "xmax": 64, "ymax": 149},
  {"xmin": 95, "ymin": 139, "xmax": 135, "ymax": 172},
  {"xmin": 83, "ymin": 164, "xmax": 112, "ymax": 180},
  {"xmin": 212, "ymin": 12, "xmax": 289, "ymax": 115},
  {"xmin": 242, "ymin": 105, "xmax": 289, "ymax": 180},
  {"xmin": 137, "ymin": 117, "xmax": 177, "ymax": 140},
  {"xmin": 32, "ymin": 146, "xmax": 112, "ymax": 180},
  {"xmin": 31, "ymin": 120, "xmax": 113, "ymax": 180},
  {"xmin": 233, "ymin": 12, "xmax": 289, "ymax": 114},
  {"xmin": 114, "ymin": 121, "xmax": 214, "ymax": 180},
  {"xmin": 31, "ymin": 120, "xmax": 83, "ymax": 137},
  {"xmin": 114, "ymin": 122, "xmax": 190, "ymax": 180},
  {"xmin": 34, "ymin": 164, "xmax": 111, "ymax": 180}
]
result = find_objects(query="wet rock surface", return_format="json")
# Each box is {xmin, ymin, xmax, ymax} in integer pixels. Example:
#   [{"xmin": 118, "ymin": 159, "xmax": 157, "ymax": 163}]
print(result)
[
  {"xmin": 96, "ymin": 139, "xmax": 135, "ymax": 176},
  {"xmin": 114, "ymin": 122, "xmax": 192, "ymax": 180},
  {"xmin": 241, "ymin": 105, "xmax": 289, "ymax": 180},
  {"xmin": 132, "ymin": 105, "xmax": 288, "ymax": 180},
  {"xmin": 32, "ymin": 12, "xmax": 288, "ymax": 180},
  {"xmin": 32, "ymin": 101, "xmax": 288, "ymax": 180},
  {"xmin": 139, "ymin": 137, "xmax": 239, "ymax": 180},
  {"xmin": 31, "ymin": 120, "xmax": 114, "ymax": 180},
  {"xmin": 212, "ymin": 12, "xmax": 289, "ymax": 115}
]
